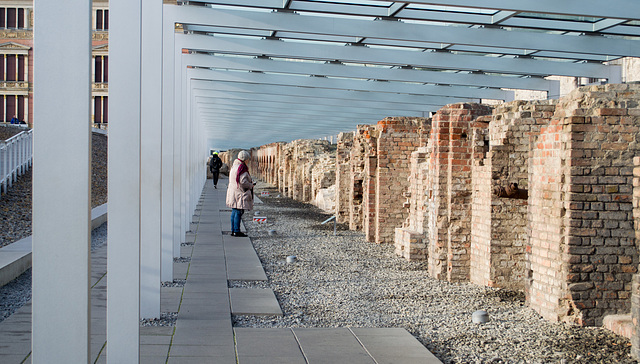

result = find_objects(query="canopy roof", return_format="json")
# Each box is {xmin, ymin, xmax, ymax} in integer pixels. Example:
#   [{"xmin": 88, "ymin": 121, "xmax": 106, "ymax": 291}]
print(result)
[{"xmin": 169, "ymin": 0, "xmax": 640, "ymax": 149}]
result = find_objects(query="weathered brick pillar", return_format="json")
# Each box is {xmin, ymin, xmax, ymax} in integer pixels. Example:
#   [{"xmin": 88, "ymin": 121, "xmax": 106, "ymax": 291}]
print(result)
[
  {"xmin": 374, "ymin": 117, "xmax": 424, "ymax": 244},
  {"xmin": 335, "ymin": 132, "xmax": 354, "ymax": 224},
  {"xmin": 632, "ymin": 156, "xmax": 640, "ymax": 359},
  {"xmin": 528, "ymin": 84, "xmax": 640, "ymax": 326},
  {"xmin": 427, "ymin": 104, "xmax": 492, "ymax": 282},
  {"xmin": 348, "ymin": 126, "xmax": 373, "ymax": 231},
  {"xmin": 394, "ymin": 146, "xmax": 430, "ymax": 260},
  {"xmin": 363, "ymin": 155, "xmax": 377, "ymax": 242},
  {"xmin": 471, "ymin": 101, "xmax": 555, "ymax": 290},
  {"xmin": 470, "ymin": 118, "xmax": 492, "ymax": 285}
]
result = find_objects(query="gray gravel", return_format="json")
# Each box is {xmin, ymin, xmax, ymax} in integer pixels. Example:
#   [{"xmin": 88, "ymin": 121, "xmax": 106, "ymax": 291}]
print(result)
[
  {"xmin": 0, "ymin": 132, "xmax": 108, "ymax": 249},
  {"xmin": 235, "ymin": 182, "xmax": 635, "ymax": 364}
]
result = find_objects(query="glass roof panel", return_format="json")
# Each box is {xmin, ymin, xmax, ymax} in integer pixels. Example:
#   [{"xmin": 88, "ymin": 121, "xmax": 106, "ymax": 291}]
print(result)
[
  {"xmin": 305, "ymin": 0, "xmax": 393, "ymax": 6},
  {"xmin": 517, "ymin": 12, "xmax": 602, "ymax": 23},
  {"xmin": 406, "ymin": 4, "xmax": 496, "ymax": 15}
]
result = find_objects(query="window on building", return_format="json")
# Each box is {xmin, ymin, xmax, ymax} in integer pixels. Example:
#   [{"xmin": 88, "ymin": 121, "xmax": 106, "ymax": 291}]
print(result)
[
  {"xmin": 1, "ymin": 54, "xmax": 26, "ymax": 82},
  {"xmin": 0, "ymin": 8, "xmax": 27, "ymax": 29},
  {"xmin": 96, "ymin": 9, "xmax": 109, "ymax": 31},
  {"xmin": 94, "ymin": 96, "xmax": 108, "ymax": 125},
  {"xmin": 1, "ymin": 95, "xmax": 26, "ymax": 122},
  {"xmin": 94, "ymin": 56, "xmax": 108, "ymax": 83}
]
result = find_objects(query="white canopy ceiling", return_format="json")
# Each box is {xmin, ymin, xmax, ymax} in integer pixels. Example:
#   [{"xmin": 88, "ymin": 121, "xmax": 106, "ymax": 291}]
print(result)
[{"xmin": 168, "ymin": 0, "xmax": 640, "ymax": 150}]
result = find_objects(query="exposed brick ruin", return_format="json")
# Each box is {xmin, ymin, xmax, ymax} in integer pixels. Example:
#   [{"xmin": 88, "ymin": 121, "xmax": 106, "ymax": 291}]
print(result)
[
  {"xmin": 245, "ymin": 83, "xmax": 640, "ymax": 347},
  {"xmin": 470, "ymin": 100, "xmax": 555, "ymax": 291},
  {"xmin": 527, "ymin": 84, "xmax": 640, "ymax": 326}
]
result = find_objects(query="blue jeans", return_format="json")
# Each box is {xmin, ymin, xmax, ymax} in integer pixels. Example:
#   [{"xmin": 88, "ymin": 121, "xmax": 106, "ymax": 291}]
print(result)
[{"xmin": 231, "ymin": 208, "xmax": 244, "ymax": 233}]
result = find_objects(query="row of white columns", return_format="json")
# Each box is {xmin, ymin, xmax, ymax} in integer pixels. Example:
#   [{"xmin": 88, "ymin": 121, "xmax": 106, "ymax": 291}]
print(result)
[{"xmin": 32, "ymin": 1, "xmax": 208, "ymax": 362}]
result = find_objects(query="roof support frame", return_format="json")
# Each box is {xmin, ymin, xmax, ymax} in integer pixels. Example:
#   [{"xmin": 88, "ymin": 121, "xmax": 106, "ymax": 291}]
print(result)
[{"xmin": 173, "ymin": 6, "xmax": 640, "ymax": 57}]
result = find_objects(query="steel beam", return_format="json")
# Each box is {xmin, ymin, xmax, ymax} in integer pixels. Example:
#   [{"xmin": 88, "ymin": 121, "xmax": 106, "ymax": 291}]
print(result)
[
  {"xmin": 185, "ymin": 53, "xmax": 516, "ymax": 98},
  {"xmin": 176, "ymin": 33, "xmax": 617, "ymax": 79},
  {"xmin": 172, "ymin": 6, "xmax": 640, "ymax": 57}
]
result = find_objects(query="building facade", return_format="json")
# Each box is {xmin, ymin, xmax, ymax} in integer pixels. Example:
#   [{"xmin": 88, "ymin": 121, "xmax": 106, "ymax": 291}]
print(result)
[{"xmin": 0, "ymin": 0, "xmax": 109, "ymax": 127}]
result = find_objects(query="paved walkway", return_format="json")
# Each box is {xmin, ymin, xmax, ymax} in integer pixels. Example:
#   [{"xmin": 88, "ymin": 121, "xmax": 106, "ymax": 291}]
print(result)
[{"xmin": 0, "ymin": 178, "xmax": 441, "ymax": 363}]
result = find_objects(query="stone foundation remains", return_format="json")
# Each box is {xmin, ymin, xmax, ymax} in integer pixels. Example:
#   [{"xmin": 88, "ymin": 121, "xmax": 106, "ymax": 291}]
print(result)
[{"xmin": 243, "ymin": 83, "xmax": 640, "ymax": 351}]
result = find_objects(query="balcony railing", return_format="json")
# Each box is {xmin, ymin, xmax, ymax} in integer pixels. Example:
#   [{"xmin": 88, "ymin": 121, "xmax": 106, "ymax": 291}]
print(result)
[{"xmin": 0, "ymin": 127, "xmax": 32, "ymax": 194}]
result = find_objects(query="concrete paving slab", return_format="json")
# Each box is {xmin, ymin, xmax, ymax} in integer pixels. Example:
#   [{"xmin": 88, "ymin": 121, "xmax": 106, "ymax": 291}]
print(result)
[
  {"xmin": 293, "ymin": 328, "xmax": 376, "ymax": 364},
  {"xmin": 139, "ymin": 326, "xmax": 175, "ymax": 336},
  {"xmin": 351, "ymin": 328, "xmax": 442, "ymax": 364},
  {"xmin": 140, "ymin": 344, "xmax": 171, "ymax": 357},
  {"xmin": 139, "ymin": 334, "xmax": 172, "ymax": 345},
  {"xmin": 0, "ymin": 354, "xmax": 30, "ymax": 363},
  {"xmin": 234, "ymin": 328, "xmax": 305, "ymax": 360},
  {"xmin": 169, "ymin": 343, "xmax": 236, "ymax": 358},
  {"xmin": 167, "ymin": 356, "xmax": 235, "ymax": 364},
  {"xmin": 224, "ymin": 240, "xmax": 268, "ymax": 281},
  {"xmin": 140, "ymin": 356, "xmax": 170, "ymax": 364},
  {"xmin": 229, "ymin": 288, "xmax": 283, "ymax": 316},
  {"xmin": 175, "ymin": 318, "xmax": 232, "ymax": 331}
]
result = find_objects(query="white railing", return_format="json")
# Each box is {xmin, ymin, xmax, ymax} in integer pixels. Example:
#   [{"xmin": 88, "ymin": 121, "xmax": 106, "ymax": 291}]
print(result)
[{"xmin": 0, "ymin": 128, "xmax": 33, "ymax": 194}]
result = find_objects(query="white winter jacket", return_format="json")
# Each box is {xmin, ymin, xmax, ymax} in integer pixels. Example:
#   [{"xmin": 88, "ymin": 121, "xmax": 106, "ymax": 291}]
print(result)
[{"xmin": 226, "ymin": 159, "xmax": 254, "ymax": 210}]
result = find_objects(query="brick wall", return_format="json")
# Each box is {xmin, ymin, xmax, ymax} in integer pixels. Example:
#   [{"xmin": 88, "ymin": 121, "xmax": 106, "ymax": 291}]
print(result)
[
  {"xmin": 424, "ymin": 104, "xmax": 493, "ymax": 281},
  {"xmin": 470, "ymin": 100, "xmax": 555, "ymax": 290},
  {"xmin": 528, "ymin": 84, "xmax": 640, "ymax": 326},
  {"xmin": 633, "ymin": 156, "xmax": 640, "ymax": 358},
  {"xmin": 395, "ymin": 146, "xmax": 430, "ymax": 260},
  {"xmin": 375, "ymin": 117, "xmax": 424, "ymax": 244},
  {"xmin": 335, "ymin": 132, "xmax": 353, "ymax": 224}
]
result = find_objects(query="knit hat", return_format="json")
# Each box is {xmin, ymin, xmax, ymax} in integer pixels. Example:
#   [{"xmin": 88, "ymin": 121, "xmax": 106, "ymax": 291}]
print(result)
[{"xmin": 238, "ymin": 150, "xmax": 250, "ymax": 161}]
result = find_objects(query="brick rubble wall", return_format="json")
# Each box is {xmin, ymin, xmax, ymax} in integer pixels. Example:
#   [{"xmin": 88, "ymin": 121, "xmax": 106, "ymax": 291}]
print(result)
[
  {"xmin": 336, "ymin": 132, "xmax": 354, "ymax": 224},
  {"xmin": 471, "ymin": 100, "xmax": 555, "ymax": 290},
  {"xmin": 528, "ymin": 84, "xmax": 640, "ymax": 326},
  {"xmin": 375, "ymin": 117, "xmax": 424, "ymax": 244},
  {"xmin": 632, "ymin": 155, "xmax": 640, "ymax": 359},
  {"xmin": 423, "ymin": 104, "xmax": 493, "ymax": 281}
]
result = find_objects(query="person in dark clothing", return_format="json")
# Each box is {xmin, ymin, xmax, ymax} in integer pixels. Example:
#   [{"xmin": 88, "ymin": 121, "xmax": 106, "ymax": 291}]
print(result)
[{"xmin": 209, "ymin": 151, "xmax": 223, "ymax": 188}]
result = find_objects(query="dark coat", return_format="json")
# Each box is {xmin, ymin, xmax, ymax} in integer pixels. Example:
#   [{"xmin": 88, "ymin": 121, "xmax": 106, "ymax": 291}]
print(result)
[{"xmin": 209, "ymin": 155, "xmax": 223, "ymax": 171}]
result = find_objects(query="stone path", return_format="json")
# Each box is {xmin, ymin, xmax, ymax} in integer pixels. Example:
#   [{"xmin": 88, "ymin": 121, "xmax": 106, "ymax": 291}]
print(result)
[{"xmin": 0, "ymin": 180, "xmax": 441, "ymax": 363}]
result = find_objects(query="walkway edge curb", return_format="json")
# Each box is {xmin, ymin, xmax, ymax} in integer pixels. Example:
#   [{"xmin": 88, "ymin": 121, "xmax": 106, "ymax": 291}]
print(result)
[{"xmin": 0, "ymin": 203, "xmax": 108, "ymax": 287}]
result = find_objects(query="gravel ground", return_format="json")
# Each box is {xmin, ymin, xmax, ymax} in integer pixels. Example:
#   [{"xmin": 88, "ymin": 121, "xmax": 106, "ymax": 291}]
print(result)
[
  {"xmin": 235, "ymin": 182, "xmax": 635, "ymax": 364},
  {"xmin": 0, "ymin": 132, "xmax": 107, "ymax": 248}
]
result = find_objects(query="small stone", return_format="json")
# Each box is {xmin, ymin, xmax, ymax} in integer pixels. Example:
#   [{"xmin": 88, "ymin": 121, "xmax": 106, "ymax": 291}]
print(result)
[{"xmin": 472, "ymin": 310, "xmax": 489, "ymax": 324}]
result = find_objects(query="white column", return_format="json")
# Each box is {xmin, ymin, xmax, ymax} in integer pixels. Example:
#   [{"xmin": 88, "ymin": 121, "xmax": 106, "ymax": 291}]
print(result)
[
  {"xmin": 140, "ymin": 0, "xmax": 162, "ymax": 319},
  {"xmin": 23, "ymin": 53, "xmax": 27, "ymax": 82},
  {"xmin": 91, "ymin": 96, "xmax": 95, "ymax": 124},
  {"xmin": 161, "ymin": 5, "xmax": 175, "ymax": 282},
  {"xmin": 174, "ymin": 43, "xmax": 183, "ymax": 253},
  {"xmin": 107, "ymin": 0, "xmax": 142, "ymax": 362},
  {"xmin": 32, "ymin": 1, "xmax": 91, "ymax": 362},
  {"xmin": 181, "ymin": 57, "xmax": 188, "ymax": 237},
  {"xmin": 14, "ymin": 55, "xmax": 18, "ymax": 81},
  {"xmin": 91, "ymin": 55, "xmax": 96, "ymax": 83}
]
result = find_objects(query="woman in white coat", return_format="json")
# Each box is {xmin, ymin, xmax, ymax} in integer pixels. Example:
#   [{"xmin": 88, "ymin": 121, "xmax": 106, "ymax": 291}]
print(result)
[{"xmin": 226, "ymin": 150, "xmax": 254, "ymax": 237}]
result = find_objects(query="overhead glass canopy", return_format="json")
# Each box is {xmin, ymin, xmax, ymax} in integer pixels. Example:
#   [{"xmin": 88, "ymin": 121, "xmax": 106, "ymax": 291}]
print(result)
[{"xmin": 171, "ymin": 0, "xmax": 640, "ymax": 149}]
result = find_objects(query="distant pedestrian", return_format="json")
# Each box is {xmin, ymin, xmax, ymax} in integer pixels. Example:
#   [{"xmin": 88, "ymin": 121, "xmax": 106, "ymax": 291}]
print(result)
[
  {"xmin": 209, "ymin": 151, "xmax": 223, "ymax": 188},
  {"xmin": 9, "ymin": 116, "xmax": 18, "ymax": 124},
  {"xmin": 226, "ymin": 150, "xmax": 253, "ymax": 237}
]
